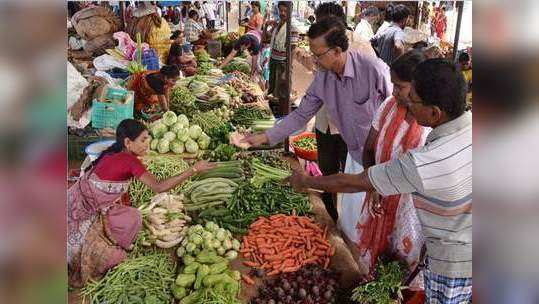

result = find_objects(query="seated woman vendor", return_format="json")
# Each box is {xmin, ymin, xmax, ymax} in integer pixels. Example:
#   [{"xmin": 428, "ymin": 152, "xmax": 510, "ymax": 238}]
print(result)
[
  {"xmin": 167, "ymin": 39, "xmax": 198, "ymax": 77},
  {"xmin": 218, "ymin": 30, "xmax": 262, "ymax": 77},
  {"xmin": 127, "ymin": 65, "xmax": 180, "ymax": 114},
  {"xmin": 67, "ymin": 119, "xmax": 215, "ymax": 287}
]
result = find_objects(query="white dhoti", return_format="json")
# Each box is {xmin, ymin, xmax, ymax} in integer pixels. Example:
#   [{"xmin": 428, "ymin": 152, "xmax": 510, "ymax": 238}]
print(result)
[{"xmin": 337, "ymin": 153, "xmax": 366, "ymax": 244}]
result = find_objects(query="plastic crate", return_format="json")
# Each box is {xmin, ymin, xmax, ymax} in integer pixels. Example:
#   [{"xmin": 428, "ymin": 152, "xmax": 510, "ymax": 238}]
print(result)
[
  {"xmin": 135, "ymin": 48, "xmax": 160, "ymax": 71},
  {"xmin": 107, "ymin": 68, "xmax": 129, "ymax": 79},
  {"xmin": 91, "ymin": 98, "xmax": 134, "ymax": 129}
]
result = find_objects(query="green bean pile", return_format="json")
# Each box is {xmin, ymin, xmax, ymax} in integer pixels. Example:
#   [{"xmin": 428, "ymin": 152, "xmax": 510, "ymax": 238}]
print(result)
[
  {"xmin": 80, "ymin": 252, "xmax": 176, "ymax": 304},
  {"xmin": 198, "ymin": 181, "xmax": 311, "ymax": 234},
  {"xmin": 129, "ymin": 155, "xmax": 190, "ymax": 207}
]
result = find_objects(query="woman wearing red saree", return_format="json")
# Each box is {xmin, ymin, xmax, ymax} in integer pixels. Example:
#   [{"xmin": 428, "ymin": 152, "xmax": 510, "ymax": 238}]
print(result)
[
  {"xmin": 358, "ymin": 51, "xmax": 430, "ymax": 281},
  {"xmin": 67, "ymin": 119, "xmax": 215, "ymax": 287},
  {"xmin": 126, "ymin": 65, "xmax": 180, "ymax": 114}
]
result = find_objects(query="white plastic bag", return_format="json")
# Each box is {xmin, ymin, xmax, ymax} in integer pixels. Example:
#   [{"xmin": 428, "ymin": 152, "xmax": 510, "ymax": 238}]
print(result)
[{"xmin": 92, "ymin": 54, "xmax": 129, "ymax": 71}]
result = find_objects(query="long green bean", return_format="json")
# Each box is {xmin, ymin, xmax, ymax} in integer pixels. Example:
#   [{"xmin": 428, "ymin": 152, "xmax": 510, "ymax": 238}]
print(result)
[
  {"xmin": 80, "ymin": 252, "xmax": 176, "ymax": 304},
  {"xmin": 128, "ymin": 155, "xmax": 190, "ymax": 207}
]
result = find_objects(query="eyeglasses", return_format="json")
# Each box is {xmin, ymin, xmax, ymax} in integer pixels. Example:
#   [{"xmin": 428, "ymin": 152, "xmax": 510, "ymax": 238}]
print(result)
[{"xmin": 311, "ymin": 47, "xmax": 334, "ymax": 59}]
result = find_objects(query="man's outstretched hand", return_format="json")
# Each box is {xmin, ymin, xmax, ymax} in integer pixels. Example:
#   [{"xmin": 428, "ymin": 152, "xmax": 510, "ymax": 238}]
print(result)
[{"xmin": 283, "ymin": 169, "xmax": 310, "ymax": 193}]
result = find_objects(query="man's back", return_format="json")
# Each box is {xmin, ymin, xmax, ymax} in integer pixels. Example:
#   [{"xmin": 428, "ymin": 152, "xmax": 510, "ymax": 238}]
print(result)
[{"xmin": 375, "ymin": 24, "xmax": 405, "ymax": 65}]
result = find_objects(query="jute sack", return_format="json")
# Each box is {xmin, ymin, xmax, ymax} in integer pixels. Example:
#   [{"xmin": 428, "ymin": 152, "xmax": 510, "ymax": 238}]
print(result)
[{"xmin": 72, "ymin": 6, "xmax": 121, "ymax": 41}]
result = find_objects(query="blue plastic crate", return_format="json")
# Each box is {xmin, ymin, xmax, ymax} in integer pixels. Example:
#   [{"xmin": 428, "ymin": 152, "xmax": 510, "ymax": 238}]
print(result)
[
  {"xmin": 91, "ymin": 97, "xmax": 134, "ymax": 129},
  {"xmin": 135, "ymin": 48, "xmax": 160, "ymax": 71}
]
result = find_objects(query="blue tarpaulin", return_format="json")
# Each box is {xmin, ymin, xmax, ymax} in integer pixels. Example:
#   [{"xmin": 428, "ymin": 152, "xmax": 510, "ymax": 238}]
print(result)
[{"xmin": 157, "ymin": 1, "xmax": 183, "ymax": 7}]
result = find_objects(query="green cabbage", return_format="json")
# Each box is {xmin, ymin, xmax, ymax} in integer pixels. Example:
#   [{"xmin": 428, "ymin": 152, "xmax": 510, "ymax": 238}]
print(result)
[
  {"xmin": 150, "ymin": 138, "xmax": 159, "ymax": 150},
  {"xmin": 177, "ymin": 114, "xmax": 189, "ymax": 127},
  {"xmin": 157, "ymin": 139, "xmax": 170, "ymax": 154},
  {"xmin": 185, "ymin": 139, "xmax": 199, "ymax": 154},
  {"xmin": 188, "ymin": 125, "xmax": 203, "ymax": 140},
  {"xmin": 162, "ymin": 111, "xmax": 178, "ymax": 126},
  {"xmin": 197, "ymin": 133, "xmax": 211, "ymax": 150},
  {"xmin": 176, "ymin": 128, "xmax": 190, "ymax": 142},
  {"xmin": 151, "ymin": 122, "xmax": 168, "ymax": 139},
  {"xmin": 171, "ymin": 122, "xmax": 185, "ymax": 133},
  {"xmin": 170, "ymin": 140, "xmax": 185, "ymax": 154},
  {"xmin": 163, "ymin": 131, "xmax": 176, "ymax": 141}
]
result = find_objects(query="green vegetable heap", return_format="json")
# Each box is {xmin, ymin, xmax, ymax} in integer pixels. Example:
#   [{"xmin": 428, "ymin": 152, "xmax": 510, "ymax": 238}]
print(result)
[
  {"xmin": 170, "ymin": 86, "xmax": 197, "ymax": 117},
  {"xmin": 231, "ymin": 105, "xmax": 272, "ymax": 127},
  {"xmin": 173, "ymin": 222, "xmax": 241, "ymax": 303},
  {"xmin": 148, "ymin": 111, "xmax": 210, "ymax": 156},
  {"xmin": 80, "ymin": 252, "xmax": 176, "ymax": 304},
  {"xmin": 129, "ymin": 154, "xmax": 189, "ymax": 207},
  {"xmin": 351, "ymin": 261, "xmax": 406, "ymax": 304},
  {"xmin": 293, "ymin": 137, "xmax": 317, "ymax": 151},
  {"xmin": 199, "ymin": 180, "xmax": 311, "ymax": 234}
]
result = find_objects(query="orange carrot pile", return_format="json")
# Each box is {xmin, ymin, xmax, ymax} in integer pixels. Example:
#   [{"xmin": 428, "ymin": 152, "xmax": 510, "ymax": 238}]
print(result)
[{"xmin": 240, "ymin": 214, "xmax": 335, "ymax": 276}]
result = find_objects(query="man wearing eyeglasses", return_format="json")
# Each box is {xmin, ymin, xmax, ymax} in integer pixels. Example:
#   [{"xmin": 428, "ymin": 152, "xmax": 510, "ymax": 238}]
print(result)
[{"xmin": 237, "ymin": 17, "xmax": 392, "ymax": 246}]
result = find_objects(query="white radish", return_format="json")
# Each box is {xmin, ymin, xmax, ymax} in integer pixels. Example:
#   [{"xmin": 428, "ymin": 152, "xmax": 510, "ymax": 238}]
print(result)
[
  {"xmin": 155, "ymin": 237, "xmax": 183, "ymax": 249},
  {"xmin": 160, "ymin": 232, "xmax": 181, "ymax": 242}
]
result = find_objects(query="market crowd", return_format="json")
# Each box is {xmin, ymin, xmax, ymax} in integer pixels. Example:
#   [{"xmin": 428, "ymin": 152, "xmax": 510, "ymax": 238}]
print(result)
[{"xmin": 68, "ymin": 2, "xmax": 472, "ymax": 303}]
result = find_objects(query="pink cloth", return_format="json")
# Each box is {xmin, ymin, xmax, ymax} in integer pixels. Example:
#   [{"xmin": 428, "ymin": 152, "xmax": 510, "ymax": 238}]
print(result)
[
  {"xmin": 113, "ymin": 31, "xmax": 150, "ymax": 60},
  {"xmin": 67, "ymin": 169, "xmax": 142, "ymax": 263}
]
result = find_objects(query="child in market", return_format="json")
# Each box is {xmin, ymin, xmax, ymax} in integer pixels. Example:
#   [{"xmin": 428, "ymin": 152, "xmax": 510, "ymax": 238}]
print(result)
[{"xmin": 258, "ymin": 39, "xmax": 271, "ymax": 91}]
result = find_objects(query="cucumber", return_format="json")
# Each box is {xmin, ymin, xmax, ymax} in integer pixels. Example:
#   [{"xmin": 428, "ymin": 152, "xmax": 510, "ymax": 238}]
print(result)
[
  {"xmin": 198, "ymin": 208, "xmax": 231, "ymax": 218},
  {"xmin": 185, "ymin": 201, "xmax": 226, "ymax": 211},
  {"xmin": 190, "ymin": 184, "xmax": 234, "ymax": 200},
  {"xmin": 192, "ymin": 194, "xmax": 232, "ymax": 204}
]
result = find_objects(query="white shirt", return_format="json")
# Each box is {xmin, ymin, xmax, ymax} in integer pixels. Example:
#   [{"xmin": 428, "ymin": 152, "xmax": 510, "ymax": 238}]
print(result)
[
  {"xmin": 156, "ymin": 6, "xmax": 162, "ymax": 17},
  {"xmin": 203, "ymin": 3, "xmax": 216, "ymax": 20},
  {"xmin": 315, "ymin": 106, "xmax": 339, "ymax": 134},
  {"xmin": 376, "ymin": 21, "xmax": 391, "ymax": 36},
  {"xmin": 353, "ymin": 19, "xmax": 374, "ymax": 43}
]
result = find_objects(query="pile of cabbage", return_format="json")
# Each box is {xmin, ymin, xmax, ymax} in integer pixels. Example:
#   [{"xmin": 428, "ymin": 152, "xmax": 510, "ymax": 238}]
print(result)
[{"xmin": 149, "ymin": 111, "xmax": 211, "ymax": 155}]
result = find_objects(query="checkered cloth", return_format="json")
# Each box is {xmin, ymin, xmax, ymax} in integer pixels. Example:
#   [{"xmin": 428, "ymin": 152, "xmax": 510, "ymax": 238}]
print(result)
[
  {"xmin": 184, "ymin": 19, "xmax": 204, "ymax": 42},
  {"xmin": 424, "ymin": 263, "xmax": 472, "ymax": 304}
]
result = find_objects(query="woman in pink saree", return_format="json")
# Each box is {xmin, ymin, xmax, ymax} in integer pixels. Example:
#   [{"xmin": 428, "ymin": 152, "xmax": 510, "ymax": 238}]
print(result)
[{"xmin": 67, "ymin": 119, "xmax": 215, "ymax": 287}]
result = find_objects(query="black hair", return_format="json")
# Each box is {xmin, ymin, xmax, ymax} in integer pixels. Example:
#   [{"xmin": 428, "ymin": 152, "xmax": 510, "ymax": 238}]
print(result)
[
  {"xmin": 458, "ymin": 52, "xmax": 470, "ymax": 64},
  {"xmin": 383, "ymin": 3, "xmax": 395, "ymax": 22},
  {"xmin": 278, "ymin": 1, "xmax": 289, "ymax": 9},
  {"xmin": 314, "ymin": 2, "xmax": 345, "ymax": 24},
  {"xmin": 251, "ymin": 1, "xmax": 261, "ymax": 10},
  {"xmin": 188, "ymin": 9, "xmax": 198, "ymax": 18},
  {"xmin": 89, "ymin": 119, "xmax": 147, "ymax": 171},
  {"xmin": 392, "ymin": 4, "xmax": 411, "ymax": 23},
  {"xmin": 170, "ymin": 30, "xmax": 182, "ymax": 40},
  {"xmin": 167, "ymin": 43, "xmax": 183, "ymax": 65},
  {"xmin": 362, "ymin": 6, "xmax": 379, "ymax": 18},
  {"xmin": 413, "ymin": 59, "xmax": 467, "ymax": 119},
  {"xmin": 390, "ymin": 50, "xmax": 426, "ymax": 82},
  {"xmin": 160, "ymin": 64, "xmax": 180, "ymax": 78},
  {"xmin": 307, "ymin": 17, "xmax": 349, "ymax": 52},
  {"xmin": 308, "ymin": 15, "xmax": 316, "ymax": 23}
]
